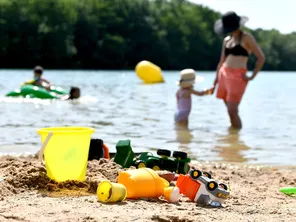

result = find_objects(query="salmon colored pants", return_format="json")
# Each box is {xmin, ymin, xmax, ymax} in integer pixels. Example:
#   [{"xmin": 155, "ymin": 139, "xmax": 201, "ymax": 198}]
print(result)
[{"xmin": 216, "ymin": 65, "xmax": 248, "ymax": 103}]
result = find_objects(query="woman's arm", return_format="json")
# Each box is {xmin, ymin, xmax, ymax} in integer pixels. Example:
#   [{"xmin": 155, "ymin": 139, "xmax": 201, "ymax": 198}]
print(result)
[
  {"xmin": 245, "ymin": 33, "xmax": 265, "ymax": 80},
  {"xmin": 190, "ymin": 88, "xmax": 214, "ymax": 96},
  {"xmin": 213, "ymin": 38, "xmax": 227, "ymax": 86}
]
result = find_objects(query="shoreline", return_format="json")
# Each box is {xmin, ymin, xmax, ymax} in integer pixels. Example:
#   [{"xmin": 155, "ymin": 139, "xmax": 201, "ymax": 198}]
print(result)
[
  {"xmin": 1, "ymin": 68, "xmax": 296, "ymax": 72},
  {"xmin": 191, "ymin": 160, "xmax": 296, "ymax": 170},
  {"xmin": 1, "ymin": 153, "xmax": 295, "ymax": 170},
  {"xmin": 0, "ymin": 155, "xmax": 295, "ymax": 221}
]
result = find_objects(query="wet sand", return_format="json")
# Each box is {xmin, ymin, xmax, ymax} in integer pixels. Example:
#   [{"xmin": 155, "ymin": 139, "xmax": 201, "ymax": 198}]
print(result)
[{"xmin": 0, "ymin": 156, "xmax": 295, "ymax": 222}]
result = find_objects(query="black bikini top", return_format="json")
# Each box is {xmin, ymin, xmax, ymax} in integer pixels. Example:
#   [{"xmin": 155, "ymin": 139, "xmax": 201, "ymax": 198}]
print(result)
[{"xmin": 224, "ymin": 32, "xmax": 249, "ymax": 57}]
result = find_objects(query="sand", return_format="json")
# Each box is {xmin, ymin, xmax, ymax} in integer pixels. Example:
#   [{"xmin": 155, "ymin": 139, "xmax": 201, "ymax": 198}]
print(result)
[{"xmin": 0, "ymin": 156, "xmax": 295, "ymax": 222}]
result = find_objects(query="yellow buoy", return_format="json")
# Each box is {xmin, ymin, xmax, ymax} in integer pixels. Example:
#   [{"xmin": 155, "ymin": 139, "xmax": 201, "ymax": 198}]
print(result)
[{"xmin": 135, "ymin": 61, "xmax": 164, "ymax": 84}]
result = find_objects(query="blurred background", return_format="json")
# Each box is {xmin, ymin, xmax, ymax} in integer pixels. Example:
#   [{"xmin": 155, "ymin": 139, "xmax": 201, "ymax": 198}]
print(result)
[{"xmin": 0, "ymin": 0, "xmax": 295, "ymax": 166}]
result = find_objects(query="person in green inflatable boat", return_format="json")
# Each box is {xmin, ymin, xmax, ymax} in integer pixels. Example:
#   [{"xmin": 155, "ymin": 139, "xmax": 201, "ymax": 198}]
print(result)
[{"xmin": 23, "ymin": 66, "xmax": 51, "ymax": 90}]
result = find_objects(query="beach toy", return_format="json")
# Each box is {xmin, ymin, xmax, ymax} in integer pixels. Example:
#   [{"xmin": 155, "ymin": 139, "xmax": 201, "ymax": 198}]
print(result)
[
  {"xmin": 6, "ymin": 84, "xmax": 67, "ymax": 99},
  {"xmin": 158, "ymin": 171, "xmax": 176, "ymax": 183},
  {"xmin": 103, "ymin": 144, "xmax": 110, "ymax": 159},
  {"xmin": 176, "ymin": 169, "xmax": 230, "ymax": 207},
  {"xmin": 280, "ymin": 187, "xmax": 296, "ymax": 196},
  {"xmin": 21, "ymin": 79, "xmax": 36, "ymax": 85},
  {"xmin": 118, "ymin": 168, "xmax": 180, "ymax": 202},
  {"xmin": 135, "ymin": 60, "xmax": 164, "ymax": 84},
  {"xmin": 97, "ymin": 180, "xmax": 127, "ymax": 203},
  {"xmin": 132, "ymin": 149, "xmax": 191, "ymax": 174},
  {"xmin": 5, "ymin": 89, "xmax": 21, "ymax": 97},
  {"xmin": 114, "ymin": 140, "xmax": 135, "ymax": 168},
  {"xmin": 88, "ymin": 138, "xmax": 110, "ymax": 160},
  {"xmin": 37, "ymin": 126, "xmax": 95, "ymax": 182},
  {"xmin": 113, "ymin": 140, "xmax": 190, "ymax": 174}
]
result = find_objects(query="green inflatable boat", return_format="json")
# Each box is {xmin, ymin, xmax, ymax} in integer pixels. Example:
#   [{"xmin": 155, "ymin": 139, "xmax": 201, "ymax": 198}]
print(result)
[{"xmin": 6, "ymin": 85, "xmax": 68, "ymax": 99}]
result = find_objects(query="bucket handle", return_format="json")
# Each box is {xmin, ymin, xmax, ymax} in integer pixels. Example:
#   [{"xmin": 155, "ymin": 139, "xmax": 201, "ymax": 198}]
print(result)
[{"xmin": 38, "ymin": 132, "xmax": 53, "ymax": 164}]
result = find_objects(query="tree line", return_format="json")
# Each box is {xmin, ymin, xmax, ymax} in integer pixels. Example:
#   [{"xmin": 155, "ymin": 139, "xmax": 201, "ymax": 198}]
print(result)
[{"xmin": 1, "ymin": 0, "xmax": 295, "ymax": 71}]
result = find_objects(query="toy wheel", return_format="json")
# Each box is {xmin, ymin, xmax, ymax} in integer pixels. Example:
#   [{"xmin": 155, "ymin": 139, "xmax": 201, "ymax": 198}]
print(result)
[
  {"xmin": 152, "ymin": 165, "xmax": 161, "ymax": 171},
  {"xmin": 203, "ymin": 171, "xmax": 212, "ymax": 179},
  {"xmin": 147, "ymin": 160, "xmax": 161, "ymax": 171},
  {"xmin": 157, "ymin": 149, "xmax": 171, "ymax": 157},
  {"xmin": 219, "ymin": 183, "xmax": 228, "ymax": 191},
  {"xmin": 207, "ymin": 181, "xmax": 218, "ymax": 191},
  {"xmin": 135, "ymin": 160, "xmax": 146, "ymax": 169},
  {"xmin": 172, "ymin": 151, "xmax": 187, "ymax": 159},
  {"xmin": 189, "ymin": 169, "xmax": 202, "ymax": 179}
]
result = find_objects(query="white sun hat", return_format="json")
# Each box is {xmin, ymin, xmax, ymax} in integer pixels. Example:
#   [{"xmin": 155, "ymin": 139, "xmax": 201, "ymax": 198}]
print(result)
[{"xmin": 176, "ymin": 69, "xmax": 204, "ymax": 88}]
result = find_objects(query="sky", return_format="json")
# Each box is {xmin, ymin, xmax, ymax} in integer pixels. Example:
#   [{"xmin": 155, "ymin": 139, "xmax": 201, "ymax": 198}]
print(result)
[{"xmin": 188, "ymin": 0, "xmax": 296, "ymax": 34}]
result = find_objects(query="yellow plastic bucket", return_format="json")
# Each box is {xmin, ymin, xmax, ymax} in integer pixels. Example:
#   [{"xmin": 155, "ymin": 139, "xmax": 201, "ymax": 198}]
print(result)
[
  {"xmin": 37, "ymin": 126, "xmax": 95, "ymax": 182},
  {"xmin": 97, "ymin": 180, "xmax": 127, "ymax": 203}
]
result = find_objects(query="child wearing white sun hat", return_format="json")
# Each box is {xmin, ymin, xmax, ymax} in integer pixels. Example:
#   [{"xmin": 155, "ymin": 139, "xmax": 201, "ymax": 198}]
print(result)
[{"xmin": 175, "ymin": 69, "xmax": 214, "ymax": 128}]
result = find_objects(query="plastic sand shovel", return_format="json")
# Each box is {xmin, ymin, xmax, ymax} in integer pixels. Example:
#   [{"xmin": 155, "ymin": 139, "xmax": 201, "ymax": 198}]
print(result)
[{"xmin": 280, "ymin": 187, "xmax": 296, "ymax": 196}]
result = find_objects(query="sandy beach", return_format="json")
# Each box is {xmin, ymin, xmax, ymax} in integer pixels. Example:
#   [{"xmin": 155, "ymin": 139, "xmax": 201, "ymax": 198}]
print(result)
[{"xmin": 0, "ymin": 156, "xmax": 295, "ymax": 222}]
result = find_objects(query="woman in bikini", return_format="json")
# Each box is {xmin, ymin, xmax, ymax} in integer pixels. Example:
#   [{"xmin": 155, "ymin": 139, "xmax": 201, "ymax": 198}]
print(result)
[{"xmin": 213, "ymin": 11, "xmax": 265, "ymax": 129}]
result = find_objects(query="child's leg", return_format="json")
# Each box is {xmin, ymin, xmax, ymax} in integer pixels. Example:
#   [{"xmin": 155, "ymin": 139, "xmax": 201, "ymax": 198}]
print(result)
[
  {"xmin": 175, "ymin": 111, "xmax": 190, "ymax": 129},
  {"xmin": 177, "ymin": 119, "xmax": 188, "ymax": 128}
]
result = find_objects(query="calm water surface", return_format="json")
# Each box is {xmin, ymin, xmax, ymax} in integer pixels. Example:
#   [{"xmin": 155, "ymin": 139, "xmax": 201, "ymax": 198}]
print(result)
[{"xmin": 0, "ymin": 70, "xmax": 295, "ymax": 166}]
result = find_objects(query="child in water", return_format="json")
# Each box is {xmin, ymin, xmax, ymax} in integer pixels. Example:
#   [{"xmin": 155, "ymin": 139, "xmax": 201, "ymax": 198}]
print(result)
[
  {"xmin": 175, "ymin": 69, "xmax": 214, "ymax": 129},
  {"xmin": 33, "ymin": 66, "xmax": 51, "ymax": 90},
  {"xmin": 22, "ymin": 66, "xmax": 51, "ymax": 90},
  {"xmin": 60, "ymin": 87, "xmax": 81, "ymax": 100}
]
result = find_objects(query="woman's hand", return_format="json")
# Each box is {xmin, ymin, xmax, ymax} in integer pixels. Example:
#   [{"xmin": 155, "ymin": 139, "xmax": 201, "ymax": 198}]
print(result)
[
  {"xmin": 245, "ymin": 33, "xmax": 265, "ymax": 80},
  {"xmin": 204, "ymin": 86, "xmax": 215, "ymax": 95},
  {"xmin": 209, "ymin": 86, "xmax": 216, "ymax": 95},
  {"xmin": 241, "ymin": 73, "xmax": 254, "ymax": 82}
]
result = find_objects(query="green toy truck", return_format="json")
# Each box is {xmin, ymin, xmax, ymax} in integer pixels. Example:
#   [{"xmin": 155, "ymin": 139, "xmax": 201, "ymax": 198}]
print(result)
[{"xmin": 114, "ymin": 140, "xmax": 191, "ymax": 174}]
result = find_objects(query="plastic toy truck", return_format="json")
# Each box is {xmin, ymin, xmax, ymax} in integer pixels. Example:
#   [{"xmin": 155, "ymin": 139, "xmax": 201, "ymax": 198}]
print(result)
[
  {"xmin": 113, "ymin": 140, "xmax": 135, "ymax": 168},
  {"xmin": 113, "ymin": 140, "xmax": 191, "ymax": 174},
  {"xmin": 176, "ymin": 169, "xmax": 230, "ymax": 207}
]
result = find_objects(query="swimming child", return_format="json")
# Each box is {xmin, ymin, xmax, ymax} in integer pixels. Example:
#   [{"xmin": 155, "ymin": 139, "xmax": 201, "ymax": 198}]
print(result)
[
  {"xmin": 60, "ymin": 87, "xmax": 81, "ymax": 100},
  {"xmin": 175, "ymin": 69, "xmax": 214, "ymax": 129}
]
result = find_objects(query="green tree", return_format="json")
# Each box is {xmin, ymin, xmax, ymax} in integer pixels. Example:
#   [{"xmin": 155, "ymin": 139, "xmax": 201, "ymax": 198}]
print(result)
[{"xmin": 0, "ymin": 0, "xmax": 295, "ymax": 70}]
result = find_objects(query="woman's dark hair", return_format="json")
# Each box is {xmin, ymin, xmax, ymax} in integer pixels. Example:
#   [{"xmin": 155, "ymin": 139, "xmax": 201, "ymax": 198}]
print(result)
[{"xmin": 69, "ymin": 86, "xmax": 80, "ymax": 99}]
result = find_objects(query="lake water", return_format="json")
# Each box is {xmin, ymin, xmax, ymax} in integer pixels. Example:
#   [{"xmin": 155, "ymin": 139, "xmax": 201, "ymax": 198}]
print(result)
[{"xmin": 0, "ymin": 69, "xmax": 295, "ymax": 166}]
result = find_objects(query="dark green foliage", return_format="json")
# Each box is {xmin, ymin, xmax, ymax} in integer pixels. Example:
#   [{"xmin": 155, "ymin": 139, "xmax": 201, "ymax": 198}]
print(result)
[{"xmin": 0, "ymin": 0, "xmax": 295, "ymax": 70}]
